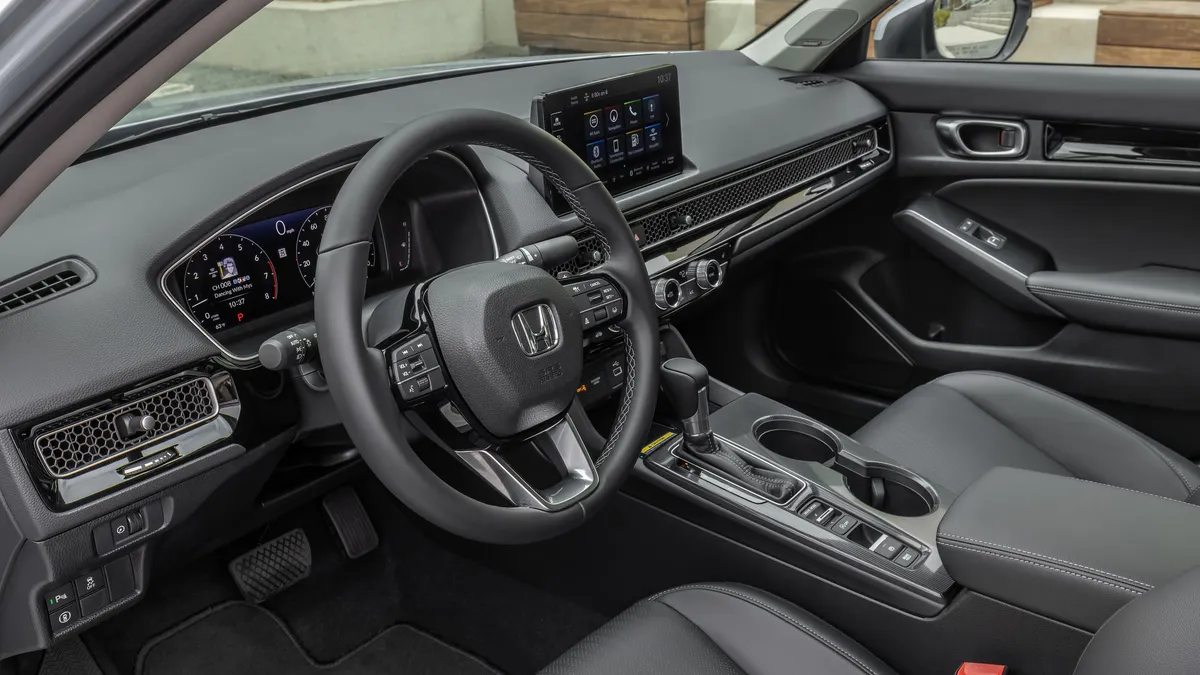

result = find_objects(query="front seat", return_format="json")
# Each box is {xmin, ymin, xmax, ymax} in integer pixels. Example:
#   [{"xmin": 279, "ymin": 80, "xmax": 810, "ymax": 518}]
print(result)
[
  {"xmin": 852, "ymin": 371, "xmax": 1200, "ymax": 501},
  {"xmin": 542, "ymin": 571, "xmax": 1200, "ymax": 675}
]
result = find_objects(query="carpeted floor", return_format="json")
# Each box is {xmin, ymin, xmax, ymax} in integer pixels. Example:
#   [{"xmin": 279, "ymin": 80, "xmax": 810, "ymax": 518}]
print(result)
[
  {"xmin": 136, "ymin": 602, "xmax": 498, "ymax": 675},
  {"xmin": 80, "ymin": 479, "xmax": 609, "ymax": 675}
]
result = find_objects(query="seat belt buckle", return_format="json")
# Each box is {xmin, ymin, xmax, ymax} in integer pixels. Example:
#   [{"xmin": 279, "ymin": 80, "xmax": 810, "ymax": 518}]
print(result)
[{"xmin": 957, "ymin": 664, "xmax": 1007, "ymax": 675}]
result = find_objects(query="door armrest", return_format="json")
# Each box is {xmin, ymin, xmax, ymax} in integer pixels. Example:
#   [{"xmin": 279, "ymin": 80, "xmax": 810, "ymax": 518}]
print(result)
[{"xmin": 1027, "ymin": 265, "xmax": 1200, "ymax": 340}]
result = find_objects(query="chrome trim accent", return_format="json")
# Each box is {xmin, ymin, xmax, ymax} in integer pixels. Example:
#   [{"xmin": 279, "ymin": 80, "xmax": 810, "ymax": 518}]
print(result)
[
  {"xmin": 897, "ymin": 209, "xmax": 1028, "ymax": 283},
  {"xmin": 632, "ymin": 127, "xmax": 878, "ymax": 252},
  {"xmin": 681, "ymin": 385, "xmax": 711, "ymax": 443},
  {"xmin": 160, "ymin": 150, "xmax": 498, "ymax": 364},
  {"xmin": 456, "ymin": 416, "xmax": 597, "ymax": 511},
  {"xmin": 33, "ymin": 376, "xmax": 220, "ymax": 478},
  {"xmin": 670, "ymin": 432, "xmax": 809, "ymax": 507},
  {"xmin": 511, "ymin": 304, "xmax": 561, "ymax": 356},
  {"xmin": 934, "ymin": 118, "xmax": 1027, "ymax": 159}
]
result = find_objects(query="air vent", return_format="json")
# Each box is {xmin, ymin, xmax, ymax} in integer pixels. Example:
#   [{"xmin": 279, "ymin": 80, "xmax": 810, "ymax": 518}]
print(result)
[
  {"xmin": 549, "ymin": 231, "xmax": 608, "ymax": 279},
  {"xmin": 33, "ymin": 376, "xmax": 220, "ymax": 478},
  {"xmin": 630, "ymin": 127, "xmax": 877, "ymax": 250},
  {"xmin": 0, "ymin": 259, "xmax": 94, "ymax": 318},
  {"xmin": 781, "ymin": 74, "xmax": 841, "ymax": 88}
]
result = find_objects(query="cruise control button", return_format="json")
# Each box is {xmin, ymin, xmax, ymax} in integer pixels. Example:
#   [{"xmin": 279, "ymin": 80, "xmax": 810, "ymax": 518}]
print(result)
[
  {"xmin": 593, "ymin": 307, "xmax": 608, "ymax": 322},
  {"xmin": 871, "ymin": 535, "xmax": 904, "ymax": 560},
  {"xmin": 416, "ymin": 375, "xmax": 431, "ymax": 393},
  {"xmin": 584, "ymin": 278, "xmax": 606, "ymax": 291},
  {"xmin": 895, "ymin": 547, "xmax": 919, "ymax": 568}
]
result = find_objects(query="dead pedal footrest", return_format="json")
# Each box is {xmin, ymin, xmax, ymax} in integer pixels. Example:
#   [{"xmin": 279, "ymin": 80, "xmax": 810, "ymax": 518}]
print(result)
[{"xmin": 228, "ymin": 528, "xmax": 312, "ymax": 603}]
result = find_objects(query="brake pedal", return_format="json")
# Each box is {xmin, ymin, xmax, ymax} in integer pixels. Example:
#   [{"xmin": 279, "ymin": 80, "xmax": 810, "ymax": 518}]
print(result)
[
  {"xmin": 322, "ymin": 487, "xmax": 379, "ymax": 559},
  {"xmin": 228, "ymin": 528, "xmax": 311, "ymax": 603}
]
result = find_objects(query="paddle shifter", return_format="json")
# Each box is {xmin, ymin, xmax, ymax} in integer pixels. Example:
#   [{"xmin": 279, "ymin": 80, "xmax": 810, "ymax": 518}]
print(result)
[{"xmin": 660, "ymin": 358, "xmax": 800, "ymax": 502}]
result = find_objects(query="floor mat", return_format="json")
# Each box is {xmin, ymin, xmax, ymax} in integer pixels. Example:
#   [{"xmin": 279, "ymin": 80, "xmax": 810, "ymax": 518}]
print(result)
[{"xmin": 136, "ymin": 602, "xmax": 499, "ymax": 675}]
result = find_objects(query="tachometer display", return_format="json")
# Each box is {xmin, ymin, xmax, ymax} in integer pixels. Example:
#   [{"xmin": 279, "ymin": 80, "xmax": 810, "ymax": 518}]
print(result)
[
  {"xmin": 295, "ymin": 206, "xmax": 379, "ymax": 288},
  {"xmin": 182, "ymin": 234, "xmax": 278, "ymax": 333}
]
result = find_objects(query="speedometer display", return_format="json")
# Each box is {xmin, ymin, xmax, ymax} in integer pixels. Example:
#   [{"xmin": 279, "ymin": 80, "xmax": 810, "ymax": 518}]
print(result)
[
  {"xmin": 295, "ymin": 206, "xmax": 379, "ymax": 288},
  {"xmin": 182, "ymin": 235, "xmax": 278, "ymax": 333},
  {"xmin": 176, "ymin": 203, "xmax": 400, "ymax": 335}
]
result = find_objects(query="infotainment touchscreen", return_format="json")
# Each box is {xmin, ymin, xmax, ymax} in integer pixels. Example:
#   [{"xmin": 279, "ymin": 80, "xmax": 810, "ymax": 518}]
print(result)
[{"xmin": 532, "ymin": 65, "xmax": 683, "ymax": 214}]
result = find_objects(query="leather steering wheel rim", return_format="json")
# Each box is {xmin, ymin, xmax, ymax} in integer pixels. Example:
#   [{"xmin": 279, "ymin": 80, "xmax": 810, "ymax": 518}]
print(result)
[{"xmin": 314, "ymin": 109, "xmax": 660, "ymax": 544}]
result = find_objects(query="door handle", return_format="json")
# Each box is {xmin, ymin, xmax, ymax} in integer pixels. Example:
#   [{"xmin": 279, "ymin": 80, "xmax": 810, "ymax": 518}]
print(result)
[{"xmin": 935, "ymin": 118, "xmax": 1028, "ymax": 159}]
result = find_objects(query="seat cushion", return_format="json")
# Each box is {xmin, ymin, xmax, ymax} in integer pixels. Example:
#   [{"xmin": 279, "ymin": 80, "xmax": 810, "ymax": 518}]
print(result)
[
  {"xmin": 854, "ymin": 371, "xmax": 1200, "ymax": 501},
  {"xmin": 539, "ymin": 584, "xmax": 895, "ymax": 675}
]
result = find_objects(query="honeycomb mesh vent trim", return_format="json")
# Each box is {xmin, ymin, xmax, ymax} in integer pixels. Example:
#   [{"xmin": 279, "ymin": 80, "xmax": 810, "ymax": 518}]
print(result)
[
  {"xmin": 33, "ymin": 376, "xmax": 220, "ymax": 478},
  {"xmin": 631, "ymin": 127, "xmax": 878, "ymax": 251},
  {"xmin": 549, "ymin": 230, "xmax": 608, "ymax": 278}
]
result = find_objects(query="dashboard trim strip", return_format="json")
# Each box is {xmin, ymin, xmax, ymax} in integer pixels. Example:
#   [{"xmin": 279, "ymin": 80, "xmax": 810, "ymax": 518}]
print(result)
[{"xmin": 631, "ymin": 127, "xmax": 879, "ymax": 253}]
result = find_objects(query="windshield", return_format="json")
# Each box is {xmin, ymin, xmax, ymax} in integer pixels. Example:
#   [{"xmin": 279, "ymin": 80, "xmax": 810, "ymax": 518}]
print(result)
[{"xmin": 116, "ymin": 0, "xmax": 789, "ymax": 129}]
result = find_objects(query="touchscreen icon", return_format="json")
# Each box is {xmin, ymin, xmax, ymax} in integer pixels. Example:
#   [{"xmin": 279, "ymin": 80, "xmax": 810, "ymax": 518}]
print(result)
[
  {"xmin": 607, "ymin": 135, "xmax": 625, "ymax": 163},
  {"xmin": 646, "ymin": 123, "xmax": 663, "ymax": 152},
  {"xmin": 623, "ymin": 99, "xmax": 642, "ymax": 128},
  {"xmin": 643, "ymin": 95, "xmax": 662, "ymax": 124},
  {"xmin": 603, "ymin": 106, "xmax": 623, "ymax": 134},
  {"xmin": 585, "ymin": 140, "xmax": 606, "ymax": 169},
  {"xmin": 626, "ymin": 129, "xmax": 645, "ymax": 158},
  {"xmin": 584, "ymin": 110, "xmax": 603, "ymax": 140}
]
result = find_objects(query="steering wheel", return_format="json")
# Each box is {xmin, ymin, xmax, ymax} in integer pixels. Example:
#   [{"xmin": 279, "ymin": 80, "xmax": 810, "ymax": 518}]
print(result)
[{"xmin": 314, "ymin": 109, "xmax": 660, "ymax": 544}]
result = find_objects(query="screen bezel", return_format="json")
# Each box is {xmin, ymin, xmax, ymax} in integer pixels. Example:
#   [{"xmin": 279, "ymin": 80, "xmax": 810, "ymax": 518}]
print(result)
[{"xmin": 533, "ymin": 65, "xmax": 683, "ymax": 215}]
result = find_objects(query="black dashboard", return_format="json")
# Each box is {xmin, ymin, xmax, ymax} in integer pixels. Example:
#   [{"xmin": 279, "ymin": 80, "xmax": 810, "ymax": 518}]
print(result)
[{"xmin": 0, "ymin": 49, "xmax": 892, "ymax": 659}]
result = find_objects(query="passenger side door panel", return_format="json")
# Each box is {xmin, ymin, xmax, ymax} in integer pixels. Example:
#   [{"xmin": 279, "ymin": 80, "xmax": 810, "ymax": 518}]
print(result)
[{"xmin": 772, "ymin": 60, "xmax": 1200, "ymax": 455}]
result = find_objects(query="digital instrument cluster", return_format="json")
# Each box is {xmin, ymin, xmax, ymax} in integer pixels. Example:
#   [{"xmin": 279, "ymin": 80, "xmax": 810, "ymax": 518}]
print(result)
[{"xmin": 178, "ymin": 204, "xmax": 407, "ymax": 334}]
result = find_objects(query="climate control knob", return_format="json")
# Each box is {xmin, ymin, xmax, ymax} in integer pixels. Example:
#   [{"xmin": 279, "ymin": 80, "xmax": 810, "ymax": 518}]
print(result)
[
  {"xmin": 686, "ymin": 259, "xmax": 723, "ymax": 291},
  {"xmin": 653, "ymin": 278, "xmax": 682, "ymax": 310}
]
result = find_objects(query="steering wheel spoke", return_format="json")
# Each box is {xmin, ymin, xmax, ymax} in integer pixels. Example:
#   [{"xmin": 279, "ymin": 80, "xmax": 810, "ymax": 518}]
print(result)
[{"xmin": 456, "ymin": 416, "xmax": 597, "ymax": 511}]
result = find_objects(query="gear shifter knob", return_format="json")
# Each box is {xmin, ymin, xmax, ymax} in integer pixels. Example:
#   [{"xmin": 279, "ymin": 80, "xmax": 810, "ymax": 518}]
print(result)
[{"xmin": 660, "ymin": 358, "xmax": 712, "ymax": 445}]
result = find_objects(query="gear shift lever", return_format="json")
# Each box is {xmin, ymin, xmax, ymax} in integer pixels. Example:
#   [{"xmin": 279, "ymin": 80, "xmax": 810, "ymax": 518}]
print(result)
[{"xmin": 660, "ymin": 358, "xmax": 800, "ymax": 501}]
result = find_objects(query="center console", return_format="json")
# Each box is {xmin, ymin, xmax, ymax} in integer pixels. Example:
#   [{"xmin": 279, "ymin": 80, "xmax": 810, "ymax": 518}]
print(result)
[{"xmin": 640, "ymin": 357, "xmax": 954, "ymax": 616}]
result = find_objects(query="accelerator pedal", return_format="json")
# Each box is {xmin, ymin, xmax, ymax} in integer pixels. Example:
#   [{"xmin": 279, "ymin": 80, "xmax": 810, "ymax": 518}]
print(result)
[
  {"xmin": 322, "ymin": 486, "xmax": 379, "ymax": 559},
  {"xmin": 228, "ymin": 528, "xmax": 311, "ymax": 603}
]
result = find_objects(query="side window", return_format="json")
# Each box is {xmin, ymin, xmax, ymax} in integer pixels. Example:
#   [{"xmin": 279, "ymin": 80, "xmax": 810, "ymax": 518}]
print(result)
[{"xmin": 869, "ymin": 0, "xmax": 1200, "ymax": 66}]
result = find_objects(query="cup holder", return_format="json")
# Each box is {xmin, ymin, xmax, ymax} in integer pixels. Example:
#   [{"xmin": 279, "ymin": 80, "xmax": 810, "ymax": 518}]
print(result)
[
  {"xmin": 840, "ymin": 465, "xmax": 935, "ymax": 517},
  {"xmin": 753, "ymin": 418, "xmax": 838, "ymax": 464}
]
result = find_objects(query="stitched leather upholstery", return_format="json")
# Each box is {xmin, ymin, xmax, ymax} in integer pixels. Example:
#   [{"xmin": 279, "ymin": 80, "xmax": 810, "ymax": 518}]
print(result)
[
  {"xmin": 538, "ymin": 584, "xmax": 895, "ymax": 675},
  {"xmin": 854, "ymin": 371, "xmax": 1200, "ymax": 502}
]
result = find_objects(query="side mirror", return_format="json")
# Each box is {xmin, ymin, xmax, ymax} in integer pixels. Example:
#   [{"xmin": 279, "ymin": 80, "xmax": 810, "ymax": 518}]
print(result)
[{"xmin": 873, "ymin": 0, "xmax": 1031, "ymax": 61}]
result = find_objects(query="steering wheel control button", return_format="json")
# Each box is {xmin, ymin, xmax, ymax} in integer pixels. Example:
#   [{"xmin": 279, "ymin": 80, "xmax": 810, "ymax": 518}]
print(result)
[
  {"xmin": 74, "ymin": 571, "xmax": 105, "ymax": 597},
  {"xmin": 397, "ymin": 367, "xmax": 445, "ymax": 402},
  {"xmin": 393, "ymin": 334, "xmax": 432, "ymax": 359},
  {"xmin": 49, "ymin": 603, "xmax": 80, "ymax": 632},
  {"xmin": 870, "ymin": 535, "xmax": 904, "ymax": 561},
  {"xmin": 895, "ymin": 547, "xmax": 920, "ymax": 568},
  {"xmin": 45, "ymin": 584, "xmax": 75, "ymax": 613},
  {"xmin": 653, "ymin": 278, "xmax": 682, "ymax": 310}
]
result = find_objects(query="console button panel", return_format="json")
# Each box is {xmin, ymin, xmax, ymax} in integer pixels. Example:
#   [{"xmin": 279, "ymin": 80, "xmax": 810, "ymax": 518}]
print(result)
[
  {"xmin": 45, "ymin": 553, "xmax": 136, "ymax": 634},
  {"xmin": 799, "ymin": 497, "xmax": 923, "ymax": 569}
]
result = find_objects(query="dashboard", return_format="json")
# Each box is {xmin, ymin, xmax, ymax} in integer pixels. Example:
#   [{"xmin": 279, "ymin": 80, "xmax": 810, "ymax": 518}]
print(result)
[{"xmin": 0, "ymin": 49, "xmax": 892, "ymax": 659}]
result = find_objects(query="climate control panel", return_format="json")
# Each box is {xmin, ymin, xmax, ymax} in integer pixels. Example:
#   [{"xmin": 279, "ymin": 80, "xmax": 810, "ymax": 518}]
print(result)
[{"xmin": 649, "ymin": 242, "xmax": 731, "ymax": 317}]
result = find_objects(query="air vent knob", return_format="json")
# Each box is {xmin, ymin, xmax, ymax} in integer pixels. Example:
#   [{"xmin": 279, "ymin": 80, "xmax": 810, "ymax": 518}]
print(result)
[
  {"xmin": 116, "ymin": 413, "xmax": 156, "ymax": 440},
  {"xmin": 670, "ymin": 213, "xmax": 695, "ymax": 230}
]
